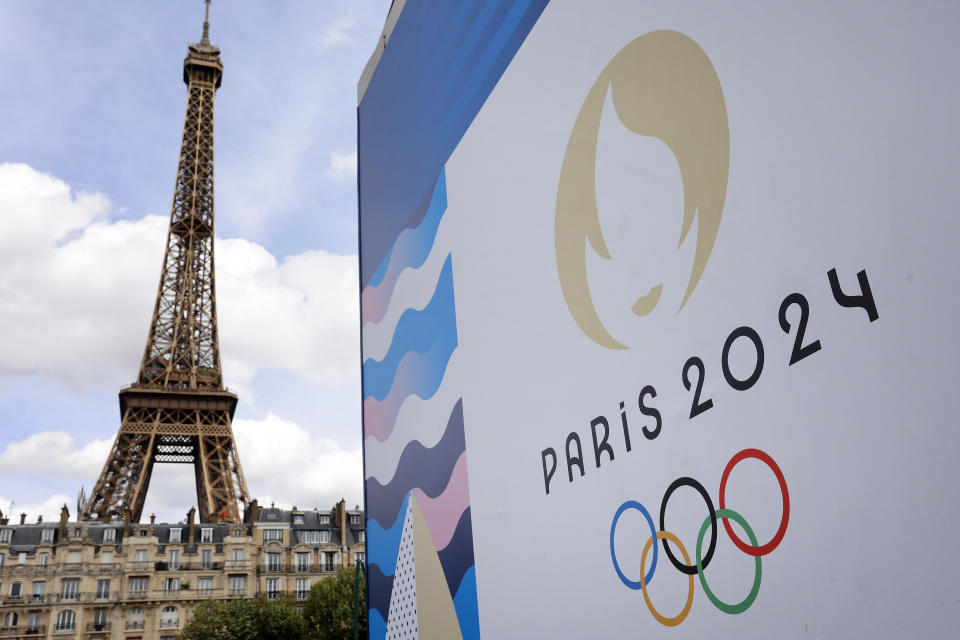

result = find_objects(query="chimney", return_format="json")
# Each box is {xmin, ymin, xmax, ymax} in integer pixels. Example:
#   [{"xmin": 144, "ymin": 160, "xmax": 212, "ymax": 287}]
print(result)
[
  {"xmin": 20, "ymin": 513, "xmax": 27, "ymax": 525},
  {"xmin": 150, "ymin": 514, "xmax": 156, "ymax": 524},
  {"xmin": 58, "ymin": 504, "xmax": 70, "ymax": 543},
  {"xmin": 187, "ymin": 507, "xmax": 196, "ymax": 544},
  {"xmin": 337, "ymin": 499, "xmax": 347, "ymax": 550},
  {"xmin": 37, "ymin": 515, "xmax": 43, "ymax": 524}
]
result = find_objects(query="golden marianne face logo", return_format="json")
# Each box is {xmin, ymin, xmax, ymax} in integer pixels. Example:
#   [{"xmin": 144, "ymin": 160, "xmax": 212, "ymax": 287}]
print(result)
[{"xmin": 555, "ymin": 30, "xmax": 729, "ymax": 349}]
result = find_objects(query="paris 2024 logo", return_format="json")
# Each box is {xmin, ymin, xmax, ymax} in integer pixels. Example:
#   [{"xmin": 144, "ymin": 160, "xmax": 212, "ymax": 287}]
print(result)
[{"xmin": 555, "ymin": 30, "xmax": 729, "ymax": 350}]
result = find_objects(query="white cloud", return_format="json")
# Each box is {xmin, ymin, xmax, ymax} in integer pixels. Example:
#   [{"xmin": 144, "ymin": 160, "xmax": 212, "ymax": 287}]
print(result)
[
  {"xmin": 0, "ymin": 162, "xmax": 359, "ymax": 391},
  {"xmin": 0, "ymin": 493, "xmax": 71, "ymax": 524},
  {"xmin": 0, "ymin": 431, "xmax": 111, "ymax": 478},
  {"xmin": 0, "ymin": 415, "xmax": 362, "ymax": 525},
  {"xmin": 324, "ymin": 149, "xmax": 357, "ymax": 182},
  {"xmin": 319, "ymin": 16, "xmax": 357, "ymax": 50}
]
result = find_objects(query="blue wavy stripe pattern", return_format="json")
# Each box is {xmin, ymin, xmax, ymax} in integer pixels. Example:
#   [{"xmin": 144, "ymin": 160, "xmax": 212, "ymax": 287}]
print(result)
[
  {"xmin": 437, "ymin": 507, "xmax": 475, "ymax": 598},
  {"xmin": 369, "ymin": 608, "xmax": 387, "ymax": 640},
  {"xmin": 366, "ymin": 169, "xmax": 447, "ymax": 290},
  {"xmin": 367, "ymin": 562, "xmax": 394, "ymax": 621},
  {"xmin": 362, "ymin": 255, "xmax": 456, "ymax": 401},
  {"xmin": 366, "ymin": 492, "xmax": 410, "ymax": 577},
  {"xmin": 453, "ymin": 565, "xmax": 481, "ymax": 640},
  {"xmin": 365, "ymin": 399, "xmax": 465, "ymax": 519}
]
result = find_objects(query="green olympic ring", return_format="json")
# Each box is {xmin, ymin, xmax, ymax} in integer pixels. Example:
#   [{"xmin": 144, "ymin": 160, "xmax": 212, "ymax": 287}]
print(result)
[{"xmin": 696, "ymin": 508, "xmax": 762, "ymax": 614}]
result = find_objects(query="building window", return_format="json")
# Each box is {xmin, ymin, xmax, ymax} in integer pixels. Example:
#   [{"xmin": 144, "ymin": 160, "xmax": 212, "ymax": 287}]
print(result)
[
  {"xmin": 350, "ymin": 514, "xmax": 361, "ymax": 525},
  {"xmin": 16, "ymin": 552, "xmax": 26, "ymax": 565},
  {"xmin": 0, "ymin": 529, "xmax": 11, "ymax": 543},
  {"xmin": 96, "ymin": 578, "xmax": 110, "ymax": 600},
  {"xmin": 103, "ymin": 528, "xmax": 116, "ymax": 542},
  {"xmin": 161, "ymin": 606, "xmax": 179, "ymax": 629},
  {"xmin": 66, "ymin": 550, "xmax": 81, "ymax": 564},
  {"xmin": 39, "ymin": 553, "xmax": 49, "ymax": 566},
  {"xmin": 263, "ymin": 529, "xmax": 282, "ymax": 542},
  {"xmin": 92, "ymin": 608, "xmax": 108, "ymax": 631},
  {"xmin": 319, "ymin": 515, "xmax": 330, "ymax": 524},
  {"xmin": 229, "ymin": 575, "xmax": 245, "ymax": 595},
  {"xmin": 232, "ymin": 548, "xmax": 244, "ymax": 562},
  {"xmin": 2, "ymin": 612, "xmax": 17, "ymax": 630},
  {"xmin": 355, "ymin": 552, "xmax": 366, "ymax": 565},
  {"xmin": 295, "ymin": 578, "xmax": 309, "ymax": 600},
  {"xmin": 101, "ymin": 551, "xmax": 113, "ymax": 564},
  {"xmin": 300, "ymin": 530, "xmax": 329, "ymax": 544},
  {"xmin": 295, "ymin": 552, "xmax": 310, "ymax": 572},
  {"xmin": 169, "ymin": 528, "xmax": 181, "ymax": 543},
  {"xmin": 358, "ymin": 530, "xmax": 365, "ymax": 543},
  {"xmin": 201, "ymin": 549, "xmax": 212, "ymax": 570},
  {"xmin": 9, "ymin": 582, "xmax": 21, "ymax": 597},
  {"xmin": 168, "ymin": 549, "xmax": 179, "ymax": 570},
  {"xmin": 31, "ymin": 580, "xmax": 45, "ymax": 602},
  {"xmin": 197, "ymin": 577, "xmax": 213, "ymax": 595},
  {"xmin": 322, "ymin": 552, "xmax": 338, "ymax": 572},
  {"xmin": 55, "ymin": 609, "xmax": 75, "ymax": 631},
  {"xmin": 265, "ymin": 578, "xmax": 280, "ymax": 600},
  {"xmin": 164, "ymin": 578, "xmax": 180, "ymax": 594},
  {"xmin": 0, "ymin": 552, "xmax": 4, "ymax": 566},
  {"xmin": 61, "ymin": 578, "xmax": 79, "ymax": 601},
  {"xmin": 265, "ymin": 552, "xmax": 282, "ymax": 572},
  {"xmin": 201, "ymin": 528, "xmax": 213, "ymax": 543},
  {"xmin": 293, "ymin": 514, "xmax": 304, "ymax": 525},
  {"xmin": 134, "ymin": 549, "xmax": 148, "ymax": 563},
  {"xmin": 26, "ymin": 613, "xmax": 40, "ymax": 632},
  {"xmin": 129, "ymin": 577, "xmax": 147, "ymax": 597},
  {"xmin": 232, "ymin": 528, "xmax": 244, "ymax": 537},
  {"xmin": 73, "ymin": 528, "xmax": 82, "ymax": 538},
  {"xmin": 139, "ymin": 529, "xmax": 148, "ymax": 537},
  {"xmin": 41, "ymin": 528, "xmax": 54, "ymax": 544}
]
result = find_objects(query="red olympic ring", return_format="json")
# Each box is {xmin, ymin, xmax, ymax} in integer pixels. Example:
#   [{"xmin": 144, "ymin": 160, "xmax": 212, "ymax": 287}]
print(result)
[{"xmin": 718, "ymin": 448, "xmax": 789, "ymax": 556}]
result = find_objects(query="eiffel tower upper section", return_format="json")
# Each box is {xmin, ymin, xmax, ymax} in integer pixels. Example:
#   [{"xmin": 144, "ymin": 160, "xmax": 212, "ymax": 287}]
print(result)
[
  {"xmin": 140, "ymin": 1, "xmax": 224, "ymax": 390},
  {"xmin": 84, "ymin": 1, "xmax": 250, "ymax": 524}
]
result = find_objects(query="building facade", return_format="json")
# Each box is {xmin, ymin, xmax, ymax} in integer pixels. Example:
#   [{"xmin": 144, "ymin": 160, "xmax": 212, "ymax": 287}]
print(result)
[{"xmin": 0, "ymin": 501, "xmax": 364, "ymax": 640}]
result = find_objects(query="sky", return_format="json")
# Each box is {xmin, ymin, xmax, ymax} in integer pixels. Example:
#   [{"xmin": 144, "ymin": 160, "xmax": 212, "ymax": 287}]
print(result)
[{"xmin": 0, "ymin": 0, "xmax": 390, "ymax": 524}]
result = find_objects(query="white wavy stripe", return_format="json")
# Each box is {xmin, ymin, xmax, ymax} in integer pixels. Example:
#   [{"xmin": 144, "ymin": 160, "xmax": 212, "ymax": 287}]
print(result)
[
  {"xmin": 364, "ymin": 349, "xmax": 464, "ymax": 484},
  {"xmin": 361, "ymin": 214, "xmax": 453, "ymax": 362}
]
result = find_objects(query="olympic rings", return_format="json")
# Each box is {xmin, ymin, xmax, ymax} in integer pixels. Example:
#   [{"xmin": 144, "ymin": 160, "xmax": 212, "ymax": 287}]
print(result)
[
  {"xmin": 610, "ymin": 500, "xmax": 658, "ymax": 589},
  {"xmin": 719, "ymin": 448, "xmax": 790, "ymax": 556},
  {"xmin": 609, "ymin": 448, "xmax": 789, "ymax": 626},
  {"xmin": 660, "ymin": 477, "xmax": 716, "ymax": 575},
  {"xmin": 640, "ymin": 531, "xmax": 694, "ymax": 627},
  {"xmin": 696, "ymin": 508, "xmax": 762, "ymax": 614}
]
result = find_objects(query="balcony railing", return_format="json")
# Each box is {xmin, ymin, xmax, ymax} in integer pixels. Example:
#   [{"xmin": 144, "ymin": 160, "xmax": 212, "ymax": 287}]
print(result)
[
  {"xmin": 159, "ymin": 619, "xmax": 180, "ymax": 629},
  {"xmin": 0, "ymin": 626, "xmax": 45, "ymax": 637},
  {"xmin": 257, "ymin": 561, "xmax": 341, "ymax": 574},
  {"xmin": 155, "ymin": 561, "xmax": 224, "ymax": 572},
  {"xmin": 0, "ymin": 563, "xmax": 120, "ymax": 578},
  {"xmin": 53, "ymin": 623, "xmax": 75, "ymax": 632},
  {"xmin": 125, "ymin": 620, "xmax": 145, "ymax": 631},
  {"xmin": 85, "ymin": 621, "xmax": 111, "ymax": 632},
  {"xmin": 223, "ymin": 560, "xmax": 251, "ymax": 570}
]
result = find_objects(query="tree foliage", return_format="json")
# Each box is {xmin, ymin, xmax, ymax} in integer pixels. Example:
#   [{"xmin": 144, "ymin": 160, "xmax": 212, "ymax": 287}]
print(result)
[
  {"xmin": 177, "ymin": 595, "xmax": 308, "ymax": 640},
  {"xmin": 303, "ymin": 566, "xmax": 366, "ymax": 640}
]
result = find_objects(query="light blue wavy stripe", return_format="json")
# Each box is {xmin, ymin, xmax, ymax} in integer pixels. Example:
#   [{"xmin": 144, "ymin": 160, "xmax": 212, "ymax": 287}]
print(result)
[
  {"xmin": 368, "ymin": 607, "xmax": 387, "ymax": 640},
  {"xmin": 362, "ymin": 255, "xmax": 455, "ymax": 401},
  {"xmin": 453, "ymin": 565, "xmax": 480, "ymax": 640},
  {"xmin": 366, "ymin": 492, "xmax": 410, "ymax": 577}
]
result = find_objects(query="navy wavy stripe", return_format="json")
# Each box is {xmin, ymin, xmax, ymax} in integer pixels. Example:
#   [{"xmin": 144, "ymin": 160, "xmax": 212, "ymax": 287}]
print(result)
[
  {"xmin": 365, "ymin": 399, "xmax": 464, "ymax": 522},
  {"xmin": 437, "ymin": 506, "xmax": 476, "ymax": 599},
  {"xmin": 367, "ymin": 562, "xmax": 394, "ymax": 620}
]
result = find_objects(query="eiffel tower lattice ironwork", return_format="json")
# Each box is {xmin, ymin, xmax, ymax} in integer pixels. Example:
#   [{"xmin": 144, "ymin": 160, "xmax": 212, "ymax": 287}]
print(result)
[{"xmin": 84, "ymin": 1, "xmax": 250, "ymax": 524}]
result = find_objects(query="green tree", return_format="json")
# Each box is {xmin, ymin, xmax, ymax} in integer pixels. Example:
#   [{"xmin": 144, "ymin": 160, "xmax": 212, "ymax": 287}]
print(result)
[
  {"xmin": 178, "ymin": 595, "xmax": 307, "ymax": 640},
  {"xmin": 303, "ymin": 566, "xmax": 366, "ymax": 640}
]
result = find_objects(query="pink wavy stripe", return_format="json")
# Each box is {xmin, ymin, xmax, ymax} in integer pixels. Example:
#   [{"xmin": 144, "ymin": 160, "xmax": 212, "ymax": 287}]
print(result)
[
  {"xmin": 361, "ymin": 278, "xmax": 392, "ymax": 326},
  {"xmin": 363, "ymin": 356, "xmax": 424, "ymax": 442},
  {"xmin": 412, "ymin": 452, "xmax": 469, "ymax": 552}
]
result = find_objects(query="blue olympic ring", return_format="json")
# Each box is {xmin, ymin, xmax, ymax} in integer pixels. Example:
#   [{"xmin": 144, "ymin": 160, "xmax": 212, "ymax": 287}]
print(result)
[{"xmin": 609, "ymin": 500, "xmax": 658, "ymax": 589}]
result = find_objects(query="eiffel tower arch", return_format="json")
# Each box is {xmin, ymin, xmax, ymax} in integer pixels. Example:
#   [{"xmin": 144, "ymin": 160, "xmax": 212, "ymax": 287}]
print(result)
[{"xmin": 83, "ymin": 1, "xmax": 250, "ymax": 524}]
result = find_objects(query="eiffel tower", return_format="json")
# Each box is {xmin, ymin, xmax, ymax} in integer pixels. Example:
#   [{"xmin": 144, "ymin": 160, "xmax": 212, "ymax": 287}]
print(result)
[{"xmin": 83, "ymin": 1, "xmax": 250, "ymax": 524}]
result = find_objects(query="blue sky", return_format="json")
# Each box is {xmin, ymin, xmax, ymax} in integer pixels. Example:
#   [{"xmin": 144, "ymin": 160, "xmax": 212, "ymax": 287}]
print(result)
[{"xmin": 0, "ymin": 0, "xmax": 389, "ymax": 522}]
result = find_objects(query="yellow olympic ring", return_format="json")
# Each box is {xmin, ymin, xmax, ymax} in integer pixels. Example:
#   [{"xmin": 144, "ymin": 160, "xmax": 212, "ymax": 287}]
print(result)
[{"xmin": 640, "ymin": 530, "xmax": 695, "ymax": 627}]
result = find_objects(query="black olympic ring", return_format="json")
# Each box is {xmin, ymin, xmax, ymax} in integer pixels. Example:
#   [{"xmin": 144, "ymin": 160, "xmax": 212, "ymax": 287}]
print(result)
[{"xmin": 659, "ymin": 477, "xmax": 717, "ymax": 575}]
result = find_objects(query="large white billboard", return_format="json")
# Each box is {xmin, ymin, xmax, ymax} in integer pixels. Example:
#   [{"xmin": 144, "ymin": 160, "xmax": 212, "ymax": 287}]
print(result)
[{"xmin": 358, "ymin": 1, "xmax": 960, "ymax": 637}]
